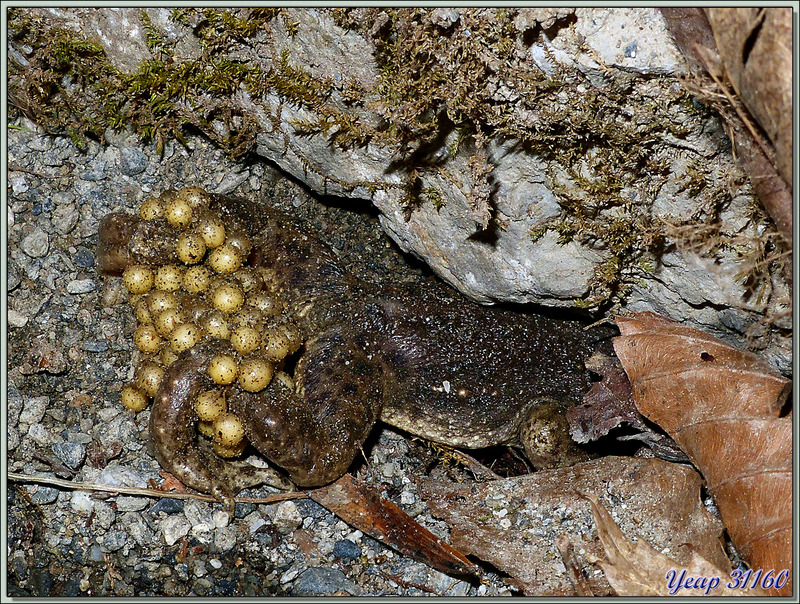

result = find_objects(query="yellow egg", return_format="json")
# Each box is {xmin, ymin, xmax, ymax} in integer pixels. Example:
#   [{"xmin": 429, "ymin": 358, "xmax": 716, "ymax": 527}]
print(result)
[
  {"xmin": 207, "ymin": 244, "xmax": 243, "ymax": 275},
  {"xmin": 196, "ymin": 216, "xmax": 226, "ymax": 249},
  {"xmin": 194, "ymin": 389, "xmax": 227, "ymax": 422},
  {"xmin": 147, "ymin": 291, "xmax": 178, "ymax": 315},
  {"xmin": 231, "ymin": 307, "xmax": 264, "ymax": 329},
  {"xmin": 212, "ymin": 412, "xmax": 245, "ymax": 446},
  {"xmin": 122, "ymin": 265, "xmax": 154, "ymax": 295},
  {"xmin": 197, "ymin": 419, "xmax": 215, "ymax": 438},
  {"xmin": 263, "ymin": 322, "xmax": 303, "ymax": 362},
  {"xmin": 230, "ymin": 325, "xmax": 261, "ymax": 355},
  {"xmin": 134, "ymin": 325, "xmax": 164, "ymax": 354},
  {"xmin": 212, "ymin": 283, "xmax": 244, "ymax": 314},
  {"xmin": 121, "ymin": 384, "xmax": 149, "ymax": 412},
  {"xmin": 133, "ymin": 297, "xmax": 153, "ymax": 324},
  {"xmin": 208, "ymin": 353, "xmax": 238, "ymax": 385},
  {"xmin": 200, "ymin": 310, "xmax": 231, "ymax": 339},
  {"xmin": 237, "ymin": 357, "xmax": 274, "ymax": 392},
  {"xmin": 160, "ymin": 346, "xmax": 179, "ymax": 367},
  {"xmin": 178, "ymin": 186, "xmax": 210, "ymax": 209},
  {"xmin": 154, "ymin": 307, "xmax": 186, "ymax": 337},
  {"xmin": 213, "ymin": 439, "xmax": 247, "ymax": 458},
  {"xmin": 170, "ymin": 323, "xmax": 201, "ymax": 353},
  {"xmin": 247, "ymin": 291, "xmax": 284, "ymax": 316},
  {"xmin": 139, "ymin": 196, "xmax": 163, "ymax": 220},
  {"xmin": 176, "ymin": 232, "xmax": 207, "ymax": 265},
  {"xmin": 154, "ymin": 265, "xmax": 184, "ymax": 292},
  {"xmin": 135, "ymin": 362, "xmax": 165, "ymax": 397},
  {"xmin": 183, "ymin": 265, "xmax": 213, "ymax": 294},
  {"xmin": 226, "ymin": 230, "xmax": 252, "ymax": 257},
  {"xmin": 164, "ymin": 197, "xmax": 193, "ymax": 228}
]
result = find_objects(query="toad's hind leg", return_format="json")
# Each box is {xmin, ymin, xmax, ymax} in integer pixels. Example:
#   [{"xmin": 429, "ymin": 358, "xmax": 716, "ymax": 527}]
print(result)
[
  {"xmin": 228, "ymin": 329, "xmax": 387, "ymax": 487},
  {"xmin": 150, "ymin": 341, "xmax": 292, "ymax": 512}
]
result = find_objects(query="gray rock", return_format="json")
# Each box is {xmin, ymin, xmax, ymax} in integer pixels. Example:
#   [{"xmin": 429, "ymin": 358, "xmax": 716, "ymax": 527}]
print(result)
[
  {"xmin": 7, "ymin": 261, "xmax": 21, "ymax": 292},
  {"xmin": 21, "ymin": 228, "xmax": 50, "ymax": 258},
  {"xmin": 52, "ymin": 204, "xmax": 80, "ymax": 234},
  {"xmin": 51, "ymin": 442, "xmax": 86, "ymax": 469},
  {"xmin": 82, "ymin": 340, "xmax": 108, "ymax": 352},
  {"xmin": 332, "ymin": 539, "xmax": 361, "ymax": 561},
  {"xmin": 160, "ymin": 515, "xmax": 191, "ymax": 546},
  {"xmin": 28, "ymin": 423, "xmax": 55, "ymax": 445},
  {"xmin": 66, "ymin": 279, "xmax": 96, "ymax": 294},
  {"xmin": 98, "ymin": 530, "xmax": 128, "ymax": 552},
  {"xmin": 119, "ymin": 147, "xmax": 148, "ymax": 175},
  {"xmin": 74, "ymin": 247, "xmax": 95, "ymax": 268},
  {"xmin": 20, "ymin": 395, "xmax": 49, "ymax": 425},
  {"xmin": 7, "ymin": 385, "xmax": 23, "ymax": 428},
  {"xmin": 28, "ymin": 485, "xmax": 60, "ymax": 505},
  {"xmin": 213, "ymin": 525, "xmax": 238, "ymax": 553},
  {"xmin": 269, "ymin": 500, "xmax": 303, "ymax": 534},
  {"xmin": 292, "ymin": 567, "xmax": 360, "ymax": 596},
  {"xmin": 119, "ymin": 512, "xmax": 156, "ymax": 547},
  {"xmin": 148, "ymin": 497, "xmax": 185, "ymax": 516}
]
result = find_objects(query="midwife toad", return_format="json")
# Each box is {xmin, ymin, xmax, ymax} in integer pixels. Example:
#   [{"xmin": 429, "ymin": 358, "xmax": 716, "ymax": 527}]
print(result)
[{"xmin": 98, "ymin": 187, "xmax": 605, "ymax": 508}]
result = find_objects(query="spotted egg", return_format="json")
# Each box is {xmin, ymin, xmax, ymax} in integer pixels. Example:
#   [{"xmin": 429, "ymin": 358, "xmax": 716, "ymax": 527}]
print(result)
[{"xmin": 123, "ymin": 265, "xmax": 155, "ymax": 295}]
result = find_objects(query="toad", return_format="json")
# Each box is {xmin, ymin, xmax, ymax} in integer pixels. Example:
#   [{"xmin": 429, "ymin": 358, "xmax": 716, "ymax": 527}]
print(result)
[{"xmin": 98, "ymin": 187, "xmax": 605, "ymax": 508}]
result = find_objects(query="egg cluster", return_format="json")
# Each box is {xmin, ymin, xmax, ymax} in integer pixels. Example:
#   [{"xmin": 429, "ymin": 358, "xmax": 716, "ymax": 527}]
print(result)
[{"xmin": 118, "ymin": 187, "xmax": 303, "ymax": 458}]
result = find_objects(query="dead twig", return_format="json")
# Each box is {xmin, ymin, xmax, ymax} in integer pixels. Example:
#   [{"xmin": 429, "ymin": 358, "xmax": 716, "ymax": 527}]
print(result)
[{"xmin": 7, "ymin": 471, "xmax": 306, "ymax": 506}]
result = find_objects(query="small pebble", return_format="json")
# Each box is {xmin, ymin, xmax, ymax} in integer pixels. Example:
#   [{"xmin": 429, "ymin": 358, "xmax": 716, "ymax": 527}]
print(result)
[
  {"xmin": 160, "ymin": 515, "xmax": 191, "ymax": 546},
  {"xmin": 51, "ymin": 442, "xmax": 86, "ymax": 469},
  {"xmin": 332, "ymin": 539, "xmax": 361, "ymax": 561},
  {"xmin": 21, "ymin": 228, "xmax": 50, "ymax": 258},
  {"xmin": 292, "ymin": 567, "xmax": 360, "ymax": 596},
  {"xmin": 271, "ymin": 501, "xmax": 303, "ymax": 534},
  {"xmin": 148, "ymin": 498, "xmax": 185, "ymax": 516},
  {"xmin": 70, "ymin": 491, "xmax": 94, "ymax": 515},
  {"xmin": 81, "ymin": 340, "xmax": 108, "ymax": 352},
  {"xmin": 66, "ymin": 279, "xmax": 96, "ymax": 294},
  {"xmin": 8, "ymin": 309, "xmax": 28, "ymax": 328},
  {"xmin": 52, "ymin": 204, "xmax": 79, "ymax": 234},
  {"xmin": 98, "ymin": 530, "xmax": 128, "ymax": 552},
  {"xmin": 74, "ymin": 247, "xmax": 95, "ymax": 268},
  {"xmin": 119, "ymin": 147, "xmax": 148, "ymax": 176},
  {"xmin": 20, "ymin": 395, "xmax": 49, "ymax": 425},
  {"xmin": 29, "ymin": 485, "xmax": 60, "ymax": 505}
]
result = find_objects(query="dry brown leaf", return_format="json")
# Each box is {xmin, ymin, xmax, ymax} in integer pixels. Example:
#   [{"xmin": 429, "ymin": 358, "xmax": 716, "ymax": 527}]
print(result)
[
  {"xmin": 419, "ymin": 456, "xmax": 727, "ymax": 596},
  {"xmin": 613, "ymin": 312, "xmax": 792, "ymax": 596},
  {"xmin": 705, "ymin": 8, "xmax": 792, "ymax": 187},
  {"xmin": 567, "ymin": 352, "xmax": 686, "ymax": 461},
  {"xmin": 588, "ymin": 494, "xmax": 769, "ymax": 596},
  {"xmin": 308, "ymin": 473, "xmax": 478, "ymax": 577}
]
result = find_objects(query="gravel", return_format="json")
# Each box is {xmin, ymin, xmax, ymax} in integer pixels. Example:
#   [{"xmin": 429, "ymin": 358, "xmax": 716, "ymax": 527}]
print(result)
[{"xmin": 6, "ymin": 119, "xmax": 515, "ymax": 596}]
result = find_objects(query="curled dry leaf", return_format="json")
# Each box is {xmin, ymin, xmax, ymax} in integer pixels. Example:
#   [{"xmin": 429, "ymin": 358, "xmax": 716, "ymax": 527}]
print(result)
[
  {"xmin": 567, "ymin": 352, "xmax": 687, "ymax": 462},
  {"xmin": 419, "ymin": 456, "xmax": 727, "ymax": 596},
  {"xmin": 309, "ymin": 473, "xmax": 478, "ymax": 577},
  {"xmin": 588, "ymin": 494, "xmax": 768, "ymax": 596},
  {"xmin": 613, "ymin": 311, "xmax": 792, "ymax": 596}
]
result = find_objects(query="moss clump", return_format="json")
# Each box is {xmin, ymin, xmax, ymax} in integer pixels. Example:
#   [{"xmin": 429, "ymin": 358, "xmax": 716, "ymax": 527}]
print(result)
[{"xmin": 8, "ymin": 8, "xmax": 288, "ymax": 157}]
